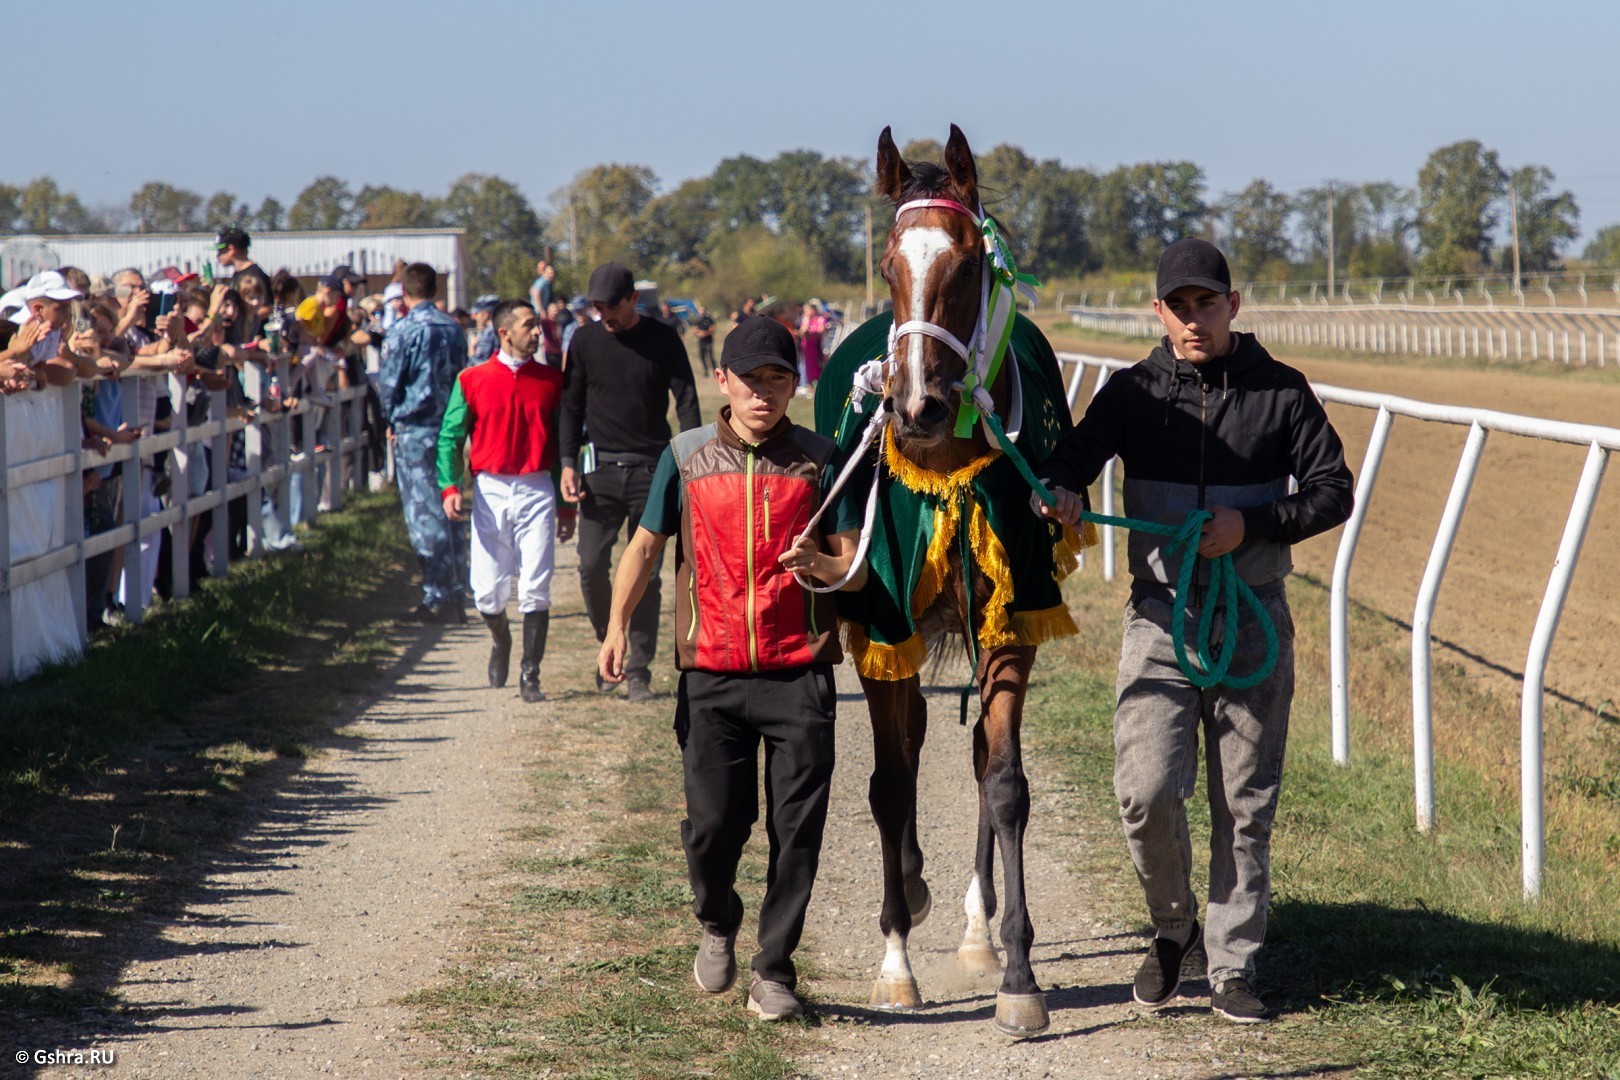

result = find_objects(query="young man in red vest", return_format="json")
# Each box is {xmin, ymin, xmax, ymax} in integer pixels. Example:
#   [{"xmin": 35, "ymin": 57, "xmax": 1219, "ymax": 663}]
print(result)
[
  {"xmin": 596, "ymin": 318, "xmax": 864, "ymax": 1021},
  {"xmin": 439, "ymin": 300, "xmax": 576, "ymax": 701}
]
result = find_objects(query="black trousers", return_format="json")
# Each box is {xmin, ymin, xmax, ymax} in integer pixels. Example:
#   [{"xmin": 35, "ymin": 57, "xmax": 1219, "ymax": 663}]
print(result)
[
  {"xmin": 676, "ymin": 665, "xmax": 836, "ymax": 988},
  {"xmin": 696, "ymin": 336, "xmax": 715, "ymax": 373},
  {"xmin": 577, "ymin": 458, "xmax": 661, "ymax": 682}
]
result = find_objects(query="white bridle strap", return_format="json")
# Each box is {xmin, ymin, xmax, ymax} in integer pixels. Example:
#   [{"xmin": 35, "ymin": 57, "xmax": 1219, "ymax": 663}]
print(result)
[
  {"xmin": 888, "ymin": 200, "xmax": 981, "ymax": 370},
  {"xmin": 891, "ymin": 318, "xmax": 969, "ymax": 361},
  {"xmin": 889, "ymin": 196, "xmax": 1022, "ymax": 440}
]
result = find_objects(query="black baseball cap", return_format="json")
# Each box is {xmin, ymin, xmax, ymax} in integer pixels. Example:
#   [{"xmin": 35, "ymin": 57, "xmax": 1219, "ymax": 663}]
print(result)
[
  {"xmin": 721, "ymin": 317, "xmax": 798, "ymax": 376},
  {"xmin": 330, "ymin": 264, "xmax": 365, "ymax": 285},
  {"xmin": 586, "ymin": 262, "xmax": 634, "ymax": 305},
  {"xmin": 1156, "ymin": 238, "xmax": 1231, "ymax": 300},
  {"xmin": 212, "ymin": 226, "xmax": 250, "ymax": 252}
]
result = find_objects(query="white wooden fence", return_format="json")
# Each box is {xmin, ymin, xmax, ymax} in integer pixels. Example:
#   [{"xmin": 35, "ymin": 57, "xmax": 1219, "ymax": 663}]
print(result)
[
  {"xmin": 1055, "ymin": 351, "xmax": 1619, "ymax": 901},
  {"xmin": 1069, "ymin": 304, "xmax": 1620, "ymax": 367},
  {"xmin": 0, "ymin": 361, "xmax": 372, "ymax": 685}
]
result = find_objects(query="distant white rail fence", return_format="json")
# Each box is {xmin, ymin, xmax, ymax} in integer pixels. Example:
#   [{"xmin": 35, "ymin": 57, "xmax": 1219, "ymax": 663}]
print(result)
[
  {"xmin": 1068, "ymin": 304, "xmax": 1620, "ymax": 367},
  {"xmin": 1, "ymin": 361, "xmax": 372, "ymax": 685},
  {"xmin": 1055, "ymin": 351, "xmax": 1618, "ymax": 901}
]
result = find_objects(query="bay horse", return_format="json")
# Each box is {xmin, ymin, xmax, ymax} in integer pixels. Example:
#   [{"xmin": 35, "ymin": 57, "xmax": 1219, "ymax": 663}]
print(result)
[{"xmin": 814, "ymin": 125, "xmax": 1089, "ymax": 1037}]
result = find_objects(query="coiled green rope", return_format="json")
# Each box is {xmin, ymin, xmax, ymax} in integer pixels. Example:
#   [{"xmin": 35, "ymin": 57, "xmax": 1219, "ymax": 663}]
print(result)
[{"xmin": 982, "ymin": 412, "xmax": 1278, "ymax": 690}]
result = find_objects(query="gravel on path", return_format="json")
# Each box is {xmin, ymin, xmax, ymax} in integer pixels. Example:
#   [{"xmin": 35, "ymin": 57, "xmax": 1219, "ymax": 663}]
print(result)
[
  {"xmin": 795, "ymin": 669, "xmax": 1288, "ymax": 1079},
  {"xmin": 38, "ymin": 599, "xmax": 541, "ymax": 1079}
]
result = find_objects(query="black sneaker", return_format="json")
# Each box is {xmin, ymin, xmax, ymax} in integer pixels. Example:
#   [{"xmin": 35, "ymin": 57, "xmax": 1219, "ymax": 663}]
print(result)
[
  {"xmin": 1133, "ymin": 922, "xmax": 1201, "ymax": 1007},
  {"xmin": 625, "ymin": 675, "xmax": 654, "ymax": 702},
  {"xmin": 1212, "ymin": 977, "xmax": 1269, "ymax": 1024}
]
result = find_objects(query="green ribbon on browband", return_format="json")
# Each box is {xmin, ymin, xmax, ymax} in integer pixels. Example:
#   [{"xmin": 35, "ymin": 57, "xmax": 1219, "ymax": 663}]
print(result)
[{"xmin": 953, "ymin": 217, "xmax": 1042, "ymax": 439}]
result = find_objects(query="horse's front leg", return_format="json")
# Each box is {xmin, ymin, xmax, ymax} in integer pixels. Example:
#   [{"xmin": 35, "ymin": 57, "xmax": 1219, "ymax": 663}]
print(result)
[
  {"xmin": 956, "ymin": 719, "xmax": 1000, "ymax": 976},
  {"xmin": 861, "ymin": 673, "xmax": 930, "ymax": 1009},
  {"xmin": 978, "ymin": 644, "xmax": 1049, "ymax": 1037}
]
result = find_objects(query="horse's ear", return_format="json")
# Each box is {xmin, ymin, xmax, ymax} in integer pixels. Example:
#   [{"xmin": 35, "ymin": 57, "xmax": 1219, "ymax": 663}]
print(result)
[
  {"xmin": 876, "ymin": 125, "xmax": 910, "ymax": 203},
  {"xmin": 944, "ymin": 124, "xmax": 979, "ymax": 209}
]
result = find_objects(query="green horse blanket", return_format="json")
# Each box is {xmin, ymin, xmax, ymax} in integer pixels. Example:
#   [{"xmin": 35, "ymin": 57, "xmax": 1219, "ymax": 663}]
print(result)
[{"xmin": 814, "ymin": 312, "xmax": 1096, "ymax": 681}]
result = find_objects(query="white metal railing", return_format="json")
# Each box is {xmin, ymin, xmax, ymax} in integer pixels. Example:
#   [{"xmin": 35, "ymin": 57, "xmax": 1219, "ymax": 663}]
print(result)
[
  {"xmin": 1, "ymin": 358, "xmax": 373, "ymax": 685},
  {"xmin": 1054, "ymin": 351, "xmax": 1618, "ymax": 901},
  {"xmin": 1069, "ymin": 304, "xmax": 1620, "ymax": 367}
]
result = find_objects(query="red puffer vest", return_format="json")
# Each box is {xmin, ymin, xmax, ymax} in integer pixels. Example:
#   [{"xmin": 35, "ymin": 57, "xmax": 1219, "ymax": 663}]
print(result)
[{"xmin": 671, "ymin": 413, "xmax": 843, "ymax": 673}]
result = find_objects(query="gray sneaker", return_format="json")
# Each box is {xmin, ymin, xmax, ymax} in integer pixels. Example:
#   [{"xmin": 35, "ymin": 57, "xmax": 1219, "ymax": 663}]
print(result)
[
  {"xmin": 693, "ymin": 927, "xmax": 737, "ymax": 993},
  {"xmin": 747, "ymin": 975, "xmax": 804, "ymax": 1021},
  {"xmin": 625, "ymin": 675, "xmax": 654, "ymax": 702}
]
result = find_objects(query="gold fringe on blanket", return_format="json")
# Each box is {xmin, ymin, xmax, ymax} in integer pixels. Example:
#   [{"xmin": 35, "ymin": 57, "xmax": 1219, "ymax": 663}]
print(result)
[
  {"xmin": 847, "ymin": 426, "xmax": 1086, "ymax": 681},
  {"xmin": 1009, "ymin": 604, "xmax": 1079, "ymax": 647},
  {"xmin": 844, "ymin": 622, "xmax": 928, "ymax": 681},
  {"xmin": 883, "ymin": 429, "xmax": 999, "ymax": 498},
  {"xmin": 1053, "ymin": 521, "xmax": 1098, "ymax": 581}
]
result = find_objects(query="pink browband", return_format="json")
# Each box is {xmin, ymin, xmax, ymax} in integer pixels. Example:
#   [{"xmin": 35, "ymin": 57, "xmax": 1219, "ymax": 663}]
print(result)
[{"xmin": 894, "ymin": 198, "xmax": 978, "ymax": 222}]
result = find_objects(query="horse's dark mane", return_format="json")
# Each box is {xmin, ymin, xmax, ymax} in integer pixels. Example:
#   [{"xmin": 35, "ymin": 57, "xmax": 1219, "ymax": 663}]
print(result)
[
  {"xmin": 898, "ymin": 161, "xmax": 957, "ymax": 202},
  {"xmin": 897, "ymin": 159, "xmax": 1010, "ymax": 239}
]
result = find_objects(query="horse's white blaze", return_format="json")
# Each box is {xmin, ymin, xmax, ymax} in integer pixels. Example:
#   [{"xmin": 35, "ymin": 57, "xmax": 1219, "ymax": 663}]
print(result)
[
  {"xmin": 896, "ymin": 225, "xmax": 954, "ymax": 420},
  {"xmin": 879, "ymin": 929, "xmax": 914, "ymax": 981}
]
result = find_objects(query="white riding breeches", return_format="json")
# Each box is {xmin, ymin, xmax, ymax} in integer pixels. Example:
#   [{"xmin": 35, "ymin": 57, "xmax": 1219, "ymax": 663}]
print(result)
[{"xmin": 470, "ymin": 471, "xmax": 557, "ymax": 616}]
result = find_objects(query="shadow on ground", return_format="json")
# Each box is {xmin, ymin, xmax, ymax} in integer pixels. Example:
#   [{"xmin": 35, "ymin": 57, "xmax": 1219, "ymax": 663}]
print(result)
[{"xmin": 0, "ymin": 517, "xmax": 449, "ymax": 1072}]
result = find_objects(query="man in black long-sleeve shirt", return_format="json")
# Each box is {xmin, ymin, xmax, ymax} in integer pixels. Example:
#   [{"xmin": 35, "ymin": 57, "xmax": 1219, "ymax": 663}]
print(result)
[{"xmin": 560, "ymin": 263, "xmax": 701, "ymax": 700}]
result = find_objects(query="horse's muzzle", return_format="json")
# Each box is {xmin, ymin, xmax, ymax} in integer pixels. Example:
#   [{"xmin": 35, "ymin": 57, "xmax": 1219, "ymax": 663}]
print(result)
[{"xmin": 891, "ymin": 395, "xmax": 953, "ymax": 441}]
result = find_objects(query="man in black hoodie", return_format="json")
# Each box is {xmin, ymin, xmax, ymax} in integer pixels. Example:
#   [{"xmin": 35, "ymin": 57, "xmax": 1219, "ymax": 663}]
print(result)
[{"xmin": 1035, "ymin": 239, "xmax": 1353, "ymax": 1024}]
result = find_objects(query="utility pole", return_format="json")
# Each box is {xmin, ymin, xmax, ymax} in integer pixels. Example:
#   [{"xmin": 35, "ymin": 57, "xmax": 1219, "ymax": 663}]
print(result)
[
  {"xmin": 1510, "ymin": 185, "xmax": 1522, "ymax": 301},
  {"xmin": 1326, "ymin": 180, "xmax": 1336, "ymax": 300},
  {"xmin": 865, "ymin": 201, "xmax": 874, "ymax": 314}
]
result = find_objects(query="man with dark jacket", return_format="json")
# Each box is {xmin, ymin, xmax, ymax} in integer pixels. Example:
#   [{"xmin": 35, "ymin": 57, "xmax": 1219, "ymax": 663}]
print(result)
[
  {"xmin": 1035, "ymin": 238, "xmax": 1353, "ymax": 1025},
  {"xmin": 560, "ymin": 262, "xmax": 701, "ymax": 700}
]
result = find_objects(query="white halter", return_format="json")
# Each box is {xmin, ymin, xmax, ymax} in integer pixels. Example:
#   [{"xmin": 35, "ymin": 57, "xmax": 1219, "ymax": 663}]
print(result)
[
  {"xmin": 884, "ymin": 197, "xmax": 1021, "ymax": 443},
  {"xmin": 786, "ymin": 196, "xmax": 1032, "ymax": 594}
]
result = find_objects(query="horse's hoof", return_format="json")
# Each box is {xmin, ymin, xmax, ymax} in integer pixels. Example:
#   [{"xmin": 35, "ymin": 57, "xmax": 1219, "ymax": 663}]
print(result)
[
  {"xmin": 907, "ymin": 879, "xmax": 932, "ymax": 927},
  {"xmin": 993, "ymin": 991, "xmax": 1050, "ymax": 1038},
  {"xmin": 956, "ymin": 942, "xmax": 1001, "ymax": 976},
  {"xmin": 870, "ymin": 976, "xmax": 923, "ymax": 1010}
]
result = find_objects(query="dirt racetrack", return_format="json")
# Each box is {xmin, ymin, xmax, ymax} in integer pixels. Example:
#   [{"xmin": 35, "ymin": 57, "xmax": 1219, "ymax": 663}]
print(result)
[{"xmin": 1061, "ymin": 337, "xmax": 1620, "ymax": 720}]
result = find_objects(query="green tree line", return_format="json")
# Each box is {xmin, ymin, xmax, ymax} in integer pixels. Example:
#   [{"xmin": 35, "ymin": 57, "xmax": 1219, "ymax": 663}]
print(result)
[{"xmin": 0, "ymin": 138, "xmax": 1604, "ymax": 303}]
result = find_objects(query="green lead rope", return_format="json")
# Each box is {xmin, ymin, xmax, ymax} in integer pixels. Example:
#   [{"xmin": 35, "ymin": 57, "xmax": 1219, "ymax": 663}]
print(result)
[{"xmin": 980, "ymin": 412, "xmax": 1279, "ymax": 691}]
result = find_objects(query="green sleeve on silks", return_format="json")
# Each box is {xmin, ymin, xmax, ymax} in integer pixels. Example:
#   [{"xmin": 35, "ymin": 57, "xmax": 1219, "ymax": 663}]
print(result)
[{"xmin": 436, "ymin": 378, "xmax": 472, "ymax": 494}]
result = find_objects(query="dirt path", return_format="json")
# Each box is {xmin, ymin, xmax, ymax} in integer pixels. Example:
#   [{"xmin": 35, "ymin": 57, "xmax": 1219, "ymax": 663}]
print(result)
[
  {"xmin": 799, "ymin": 674, "xmax": 1266, "ymax": 1079},
  {"xmin": 36, "ymin": 599, "xmax": 537, "ymax": 1078}
]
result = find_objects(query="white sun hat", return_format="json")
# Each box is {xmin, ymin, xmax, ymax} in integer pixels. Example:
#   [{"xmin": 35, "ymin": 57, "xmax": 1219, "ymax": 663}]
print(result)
[{"xmin": 22, "ymin": 270, "xmax": 82, "ymax": 302}]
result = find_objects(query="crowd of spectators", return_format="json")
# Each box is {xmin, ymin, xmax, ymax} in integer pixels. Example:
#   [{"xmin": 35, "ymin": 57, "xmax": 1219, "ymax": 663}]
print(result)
[
  {"xmin": 0, "ymin": 227, "xmax": 409, "ymax": 673},
  {"xmin": 0, "ymin": 226, "xmax": 846, "ymax": 680}
]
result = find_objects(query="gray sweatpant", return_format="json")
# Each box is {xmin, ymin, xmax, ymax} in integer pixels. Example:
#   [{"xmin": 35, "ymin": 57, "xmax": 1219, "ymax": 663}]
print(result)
[{"xmin": 1112, "ymin": 590, "xmax": 1295, "ymax": 985}]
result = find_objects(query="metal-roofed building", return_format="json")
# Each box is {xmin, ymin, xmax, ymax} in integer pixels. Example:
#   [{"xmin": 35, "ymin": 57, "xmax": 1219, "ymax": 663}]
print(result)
[{"xmin": 1, "ymin": 228, "xmax": 470, "ymax": 308}]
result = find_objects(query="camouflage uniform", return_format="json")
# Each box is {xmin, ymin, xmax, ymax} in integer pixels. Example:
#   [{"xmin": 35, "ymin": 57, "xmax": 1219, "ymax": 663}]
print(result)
[
  {"xmin": 380, "ymin": 301, "xmax": 468, "ymax": 608},
  {"xmin": 471, "ymin": 325, "xmax": 498, "ymax": 365}
]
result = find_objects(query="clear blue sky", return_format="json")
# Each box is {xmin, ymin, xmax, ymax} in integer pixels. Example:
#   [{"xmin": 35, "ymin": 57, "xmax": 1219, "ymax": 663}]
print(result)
[{"xmin": 17, "ymin": 0, "xmax": 1620, "ymax": 246}]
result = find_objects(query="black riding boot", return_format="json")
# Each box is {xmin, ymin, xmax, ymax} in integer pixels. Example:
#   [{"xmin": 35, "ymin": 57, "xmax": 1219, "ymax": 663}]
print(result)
[
  {"xmin": 482, "ymin": 612, "xmax": 512, "ymax": 688},
  {"xmin": 519, "ymin": 610, "xmax": 549, "ymax": 703}
]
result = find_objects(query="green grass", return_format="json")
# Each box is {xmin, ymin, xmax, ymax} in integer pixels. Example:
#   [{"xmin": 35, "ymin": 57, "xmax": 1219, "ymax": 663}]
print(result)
[
  {"xmin": 1024, "ymin": 567, "xmax": 1620, "ymax": 1077},
  {"xmin": 406, "ymin": 701, "xmax": 809, "ymax": 1078},
  {"xmin": 0, "ymin": 493, "xmax": 415, "ymax": 1039}
]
